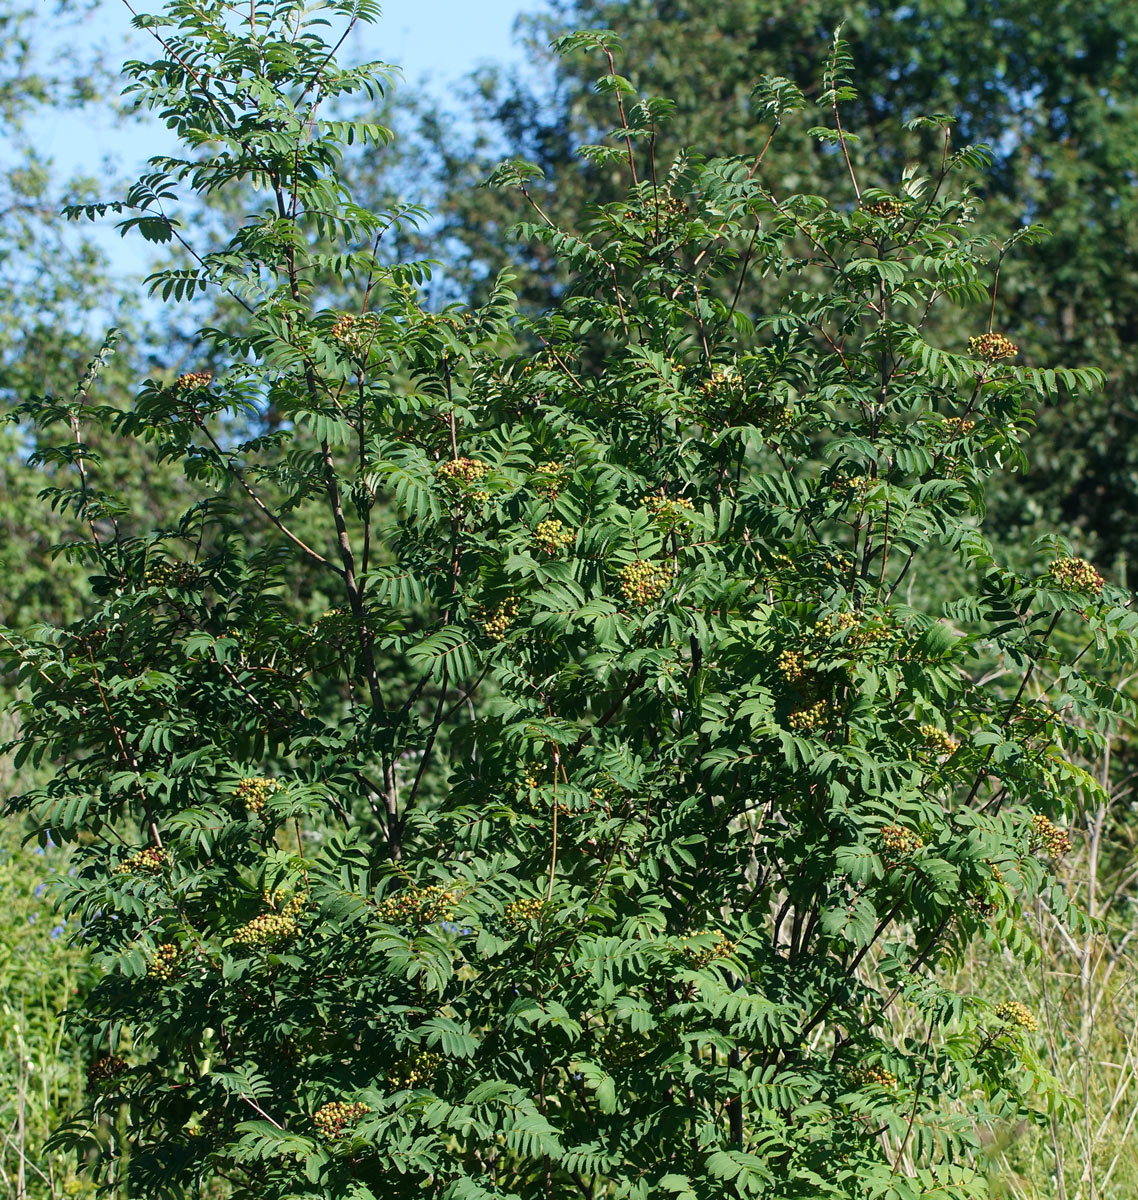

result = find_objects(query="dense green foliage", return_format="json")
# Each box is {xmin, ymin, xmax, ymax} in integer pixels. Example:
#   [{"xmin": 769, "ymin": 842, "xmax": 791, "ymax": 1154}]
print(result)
[
  {"xmin": 428, "ymin": 0, "xmax": 1138, "ymax": 563},
  {"xmin": 3, "ymin": 6, "xmax": 1136, "ymax": 1198}
]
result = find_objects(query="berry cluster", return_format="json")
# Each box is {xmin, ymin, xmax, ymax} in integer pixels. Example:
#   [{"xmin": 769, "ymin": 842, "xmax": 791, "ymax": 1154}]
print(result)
[
  {"xmin": 376, "ymin": 884, "xmax": 458, "ymax": 926},
  {"xmin": 641, "ymin": 494, "xmax": 695, "ymax": 530},
  {"xmin": 968, "ymin": 332, "xmax": 1018, "ymax": 361},
  {"xmin": 994, "ymin": 1000, "xmax": 1038, "ymax": 1032},
  {"xmin": 941, "ymin": 416, "xmax": 976, "ymax": 439},
  {"xmin": 694, "ymin": 364, "xmax": 789, "ymax": 431},
  {"xmin": 329, "ymin": 312, "xmax": 378, "ymax": 358},
  {"xmin": 815, "ymin": 611, "xmax": 857, "ymax": 637},
  {"xmin": 518, "ymin": 775, "xmax": 576, "ymax": 819},
  {"xmin": 700, "ymin": 367, "xmax": 745, "ymax": 405},
  {"xmin": 622, "ymin": 193, "xmax": 686, "ymax": 223},
  {"xmin": 848, "ymin": 1063, "xmax": 898, "ymax": 1087},
  {"xmin": 863, "ymin": 197, "xmax": 905, "ymax": 220},
  {"xmin": 234, "ymin": 776, "xmax": 282, "ymax": 815},
  {"xmin": 438, "ymin": 457, "xmax": 489, "ymax": 487},
  {"xmin": 70, "ymin": 625, "xmax": 108, "ymax": 656},
  {"xmin": 144, "ymin": 560, "xmax": 199, "ymax": 589},
  {"xmin": 918, "ymin": 724, "xmax": 960, "ymax": 756},
  {"xmin": 880, "ymin": 824, "xmax": 925, "ymax": 861},
  {"xmin": 233, "ymin": 911, "xmax": 299, "ymax": 947},
  {"xmin": 388, "ymin": 1050, "xmax": 444, "ymax": 1089},
  {"xmin": 777, "ymin": 649, "xmax": 808, "ymax": 682},
  {"xmin": 788, "ymin": 699, "xmax": 831, "ymax": 732},
  {"xmin": 313, "ymin": 1100, "xmax": 371, "ymax": 1140},
  {"xmin": 1029, "ymin": 813, "xmax": 1072, "ymax": 858},
  {"xmin": 263, "ymin": 888, "xmax": 309, "ymax": 918},
  {"xmin": 1047, "ymin": 555, "xmax": 1104, "ymax": 595},
  {"xmin": 533, "ymin": 518, "xmax": 575, "ymax": 555},
  {"xmin": 533, "ymin": 461, "xmax": 567, "ymax": 498},
  {"xmin": 814, "ymin": 611, "xmax": 892, "ymax": 650},
  {"xmin": 682, "ymin": 929, "xmax": 737, "ymax": 968},
  {"xmin": 174, "ymin": 371, "xmax": 212, "ymax": 391},
  {"xmin": 584, "ymin": 782, "xmax": 621, "ymax": 819},
  {"xmin": 830, "ymin": 475, "xmax": 869, "ymax": 499},
  {"xmin": 760, "ymin": 405, "xmax": 795, "ymax": 435},
  {"xmin": 618, "ymin": 559, "xmax": 669, "ymax": 606},
  {"xmin": 967, "ymin": 862, "xmax": 1004, "ymax": 917},
  {"xmin": 655, "ymin": 194, "xmax": 687, "ymax": 221},
  {"xmin": 832, "ymin": 553, "xmax": 854, "ymax": 576},
  {"xmin": 87, "ymin": 1055, "xmax": 128, "ymax": 1087},
  {"xmin": 477, "ymin": 597, "xmax": 521, "ymax": 641},
  {"xmin": 503, "ymin": 897, "xmax": 545, "ymax": 929},
  {"xmin": 113, "ymin": 847, "xmax": 170, "ymax": 876},
  {"xmin": 147, "ymin": 943, "xmax": 182, "ymax": 981}
]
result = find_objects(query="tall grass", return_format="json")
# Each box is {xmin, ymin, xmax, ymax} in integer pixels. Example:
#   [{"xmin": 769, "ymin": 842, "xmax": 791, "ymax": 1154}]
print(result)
[
  {"xmin": 981, "ymin": 760, "xmax": 1138, "ymax": 1199},
  {"xmin": 0, "ymin": 826, "xmax": 95, "ymax": 1198}
]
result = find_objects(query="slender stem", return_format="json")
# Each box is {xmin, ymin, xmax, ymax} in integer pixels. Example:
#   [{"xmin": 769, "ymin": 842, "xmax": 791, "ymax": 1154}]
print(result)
[
  {"xmin": 86, "ymin": 648, "xmax": 163, "ymax": 850},
  {"xmin": 199, "ymin": 426, "xmax": 337, "ymax": 572},
  {"xmin": 546, "ymin": 746, "xmax": 560, "ymax": 902},
  {"xmin": 603, "ymin": 49, "xmax": 638, "ymax": 185}
]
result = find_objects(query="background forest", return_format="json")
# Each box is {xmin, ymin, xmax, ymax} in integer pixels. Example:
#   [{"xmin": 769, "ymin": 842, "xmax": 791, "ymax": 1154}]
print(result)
[{"xmin": 2, "ymin": 0, "xmax": 1138, "ymax": 1197}]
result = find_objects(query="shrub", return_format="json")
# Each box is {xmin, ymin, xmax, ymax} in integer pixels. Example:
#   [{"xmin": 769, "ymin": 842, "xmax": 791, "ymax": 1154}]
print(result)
[{"xmin": 4, "ymin": 7, "xmax": 1136, "ymax": 1199}]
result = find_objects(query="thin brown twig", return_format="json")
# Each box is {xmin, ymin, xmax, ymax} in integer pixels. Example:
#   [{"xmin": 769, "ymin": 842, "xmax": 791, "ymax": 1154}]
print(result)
[{"xmin": 85, "ymin": 648, "xmax": 163, "ymax": 850}]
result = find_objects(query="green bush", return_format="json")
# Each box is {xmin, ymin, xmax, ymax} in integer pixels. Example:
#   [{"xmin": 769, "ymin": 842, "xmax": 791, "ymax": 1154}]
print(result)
[{"xmin": 4, "ymin": 6, "xmax": 1136, "ymax": 1198}]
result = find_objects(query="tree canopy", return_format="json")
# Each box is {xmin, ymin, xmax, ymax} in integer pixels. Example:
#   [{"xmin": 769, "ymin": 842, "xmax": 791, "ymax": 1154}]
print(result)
[{"xmin": 3, "ymin": 6, "xmax": 1135, "ymax": 1199}]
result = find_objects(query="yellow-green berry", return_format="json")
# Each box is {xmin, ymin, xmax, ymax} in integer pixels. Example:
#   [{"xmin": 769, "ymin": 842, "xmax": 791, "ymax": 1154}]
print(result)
[
  {"xmin": 233, "ymin": 911, "xmax": 299, "ymax": 948},
  {"xmin": 681, "ymin": 929, "xmax": 736, "ymax": 967},
  {"xmin": 503, "ymin": 897, "xmax": 545, "ymax": 929},
  {"xmin": 376, "ymin": 884, "xmax": 458, "ymax": 926},
  {"xmin": 848, "ymin": 1063, "xmax": 898, "ymax": 1087},
  {"xmin": 533, "ymin": 518, "xmax": 575, "ymax": 555},
  {"xmin": 144, "ymin": 560, "xmax": 200, "ymax": 589},
  {"xmin": 777, "ymin": 648, "xmax": 808, "ymax": 682},
  {"xmin": 641, "ymin": 494, "xmax": 695, "ymax": 530},
  {"xmin": 814, "ymin": 611, "xmax": 890, "ymax": 650},
  {"xmin": 941, "ymin": 416, "xmax": 975, "ymax": 439},
  {"xmin": 234, "ymin": 776, "xmax": 281, "ymax": 815},
  {"xmin": 968, "ymin": 332, "xmax": 1018, "ymax": 361},
  {"xmin": 1047, "ymin": 555, "xmax": 1103, "ymax": 595},
  {"xmin": 700, "ymin": 367, "xmax": 744, "ymax": 404},
  {"xmin": 994, "ymin": 1000, "xmax": 1037, "ymax": 1032},
  {"xmin": 918, "ymin": 724, "xmax": 959, "ymax": 756},
  {"xmin": 388, "ymin": 1050, "xmax": 444, "ymax": 1089},
  {"xmin": 533, "ymin": 461, "xmax": 567, "ymax": 498},
  {"xmin": 174, "ymin": 371, "xmax": 212, "ymax": 391},
  {"xmin": 831, "ymin": 475, "xmax": 869, "ymax": 499},
  {"xmin": 862, "ymin": 197, "xmax": 905, "ymax": 220},
  {"xmin": 437, "ymin": 457, "xmax": 489, "ymax": 487},
  {"xmin": 113, "ymin": 847, "xmax": 170, "ymax": 876},
  {"xmin": 330, "ymin": 312, "xmax": 379, "ymax": 358},
  {"xmin": 618, "ymin": 559, "xmax": 669, "ymax": 606},
  {"xmin": 1029, "ymin": 813, "xmax": 1072, "ymax": 858},
  {"xmin": 147, "ymin": 942, "xmax": 182, "ymax": 981},
  {"xmin": 313, "ymin": 1100, "xmax": 370, "ymax": 1139},
  {"xmin": 880, "ymin": 824, "xmax": 924, "ymax": 862},
  {"xmin": 477, "ymin": 597, "xmax": 521, "ymax": 641},
  {"xmin": 788, "ymin": 699, "xmax": 831, "ymax": 732}
]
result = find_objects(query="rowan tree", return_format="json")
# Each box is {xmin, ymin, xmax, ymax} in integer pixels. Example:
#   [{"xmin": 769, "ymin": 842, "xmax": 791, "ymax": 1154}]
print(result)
[{"xmin": 5, "ymin": 7, "xmax": 1135, "ymax": 1200}]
